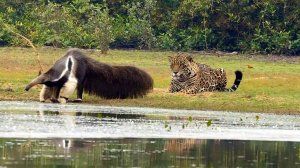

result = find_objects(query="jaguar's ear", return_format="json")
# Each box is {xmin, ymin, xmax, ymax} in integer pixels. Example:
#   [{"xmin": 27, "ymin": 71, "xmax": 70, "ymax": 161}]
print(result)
[
  {"xmin": 186, "ymin": 55, "xmax": 194, "ymax": 62},
  {"xmin": 168, "ymin": 56, "xmax": 173, "ymax": 63}
]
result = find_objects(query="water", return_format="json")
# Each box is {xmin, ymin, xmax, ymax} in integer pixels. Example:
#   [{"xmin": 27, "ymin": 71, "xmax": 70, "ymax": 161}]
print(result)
[
  {"xmin": 0, "ymin": 101, "xmax": 299, "ymax": 167},
  {"xmin": 0, "ymin": 138, "xmax": 299, "ymax": 167}
]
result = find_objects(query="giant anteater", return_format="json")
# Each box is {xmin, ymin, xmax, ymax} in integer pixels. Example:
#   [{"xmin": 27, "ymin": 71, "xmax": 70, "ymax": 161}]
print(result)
[{"xmin": 25, "ymin": 49, "xmax": 153, "ymax": 103}]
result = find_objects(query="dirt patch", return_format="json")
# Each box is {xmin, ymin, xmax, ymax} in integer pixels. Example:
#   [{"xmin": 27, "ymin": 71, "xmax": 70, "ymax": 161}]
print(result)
[
  {"xmin": 245, "ymin": 54, "xmax": 299, "ymax": 64},
  {"xmin": 200, "ymin": 92, "xmax": 215, "ymax": 98},
  {"xmin": 255, "ymin": 95, "xmax": 282, "ymax": 102}
]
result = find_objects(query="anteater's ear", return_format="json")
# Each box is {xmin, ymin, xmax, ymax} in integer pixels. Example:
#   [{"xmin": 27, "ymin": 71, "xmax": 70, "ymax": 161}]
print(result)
[
  {"xmin": 168, "ymin": 56, "xmax": 173, "ymax": 62},
  {"xmin": 186, "ymin": 55, "xmax": 194, "ymax": 62}
]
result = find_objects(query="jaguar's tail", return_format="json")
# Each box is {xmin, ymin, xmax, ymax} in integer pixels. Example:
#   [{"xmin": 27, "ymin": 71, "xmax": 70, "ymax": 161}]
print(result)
[{"xmin": 224, "ymin": 70, "xmax": 243, "ymax": 92}]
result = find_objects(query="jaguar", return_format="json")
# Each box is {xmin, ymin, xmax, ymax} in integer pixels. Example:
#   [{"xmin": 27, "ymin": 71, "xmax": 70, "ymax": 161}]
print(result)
[{"xmin": 168, "ymin": 54, "xmax": 242, "ymax": 94}]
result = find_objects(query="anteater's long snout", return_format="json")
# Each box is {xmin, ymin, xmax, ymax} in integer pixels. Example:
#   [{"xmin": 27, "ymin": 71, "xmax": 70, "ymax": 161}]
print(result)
[
  {"xmin": 25, "ymin": 84, "xmax": 33, "ymax": 91},
  {"xmin": 25, "ymin": 75, "xmax": 46, "ymax": 91}
]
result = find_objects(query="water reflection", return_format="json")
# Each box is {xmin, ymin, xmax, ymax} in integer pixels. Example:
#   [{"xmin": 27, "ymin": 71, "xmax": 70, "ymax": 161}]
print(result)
[
  {"xmin": 38, "ymin": 110, "xmax": 145, "ymax": 119},
  {"xmin": 0, "ymin": 138, "xmax": 299, "ymax": 167},
  {"xmin": 1, "ymin": 102, "xmax": 300, "ymax": 140}
]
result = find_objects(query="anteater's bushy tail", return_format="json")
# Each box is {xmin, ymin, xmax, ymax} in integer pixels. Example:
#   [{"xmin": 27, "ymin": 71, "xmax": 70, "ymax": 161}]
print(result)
[{"xmin": 83, "ymin": 58, "xmax": 153, "ymax": 99}]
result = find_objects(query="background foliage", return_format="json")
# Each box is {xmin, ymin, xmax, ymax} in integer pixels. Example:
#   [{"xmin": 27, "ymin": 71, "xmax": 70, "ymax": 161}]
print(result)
[{"xmin": 0, "ymin": 0, "xmax": 299, "ymax": 55}]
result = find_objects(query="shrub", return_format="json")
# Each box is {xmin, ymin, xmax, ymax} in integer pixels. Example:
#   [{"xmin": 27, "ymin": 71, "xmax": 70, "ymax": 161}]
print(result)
[{"xmin": 0, "ymin": 0, "xmax": 299, "ymax": 55}]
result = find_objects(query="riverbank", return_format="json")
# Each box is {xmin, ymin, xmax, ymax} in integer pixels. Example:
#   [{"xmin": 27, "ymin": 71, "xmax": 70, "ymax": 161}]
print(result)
[{"xmin": 0, "ymin": 47, "xmax": 299, "ymax": 114}]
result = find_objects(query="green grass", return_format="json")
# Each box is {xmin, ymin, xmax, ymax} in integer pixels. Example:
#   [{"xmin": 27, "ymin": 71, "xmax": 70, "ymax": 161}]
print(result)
[{"xmin": 0, "ymin": 47, "xmax": 300, "ymax": 114}]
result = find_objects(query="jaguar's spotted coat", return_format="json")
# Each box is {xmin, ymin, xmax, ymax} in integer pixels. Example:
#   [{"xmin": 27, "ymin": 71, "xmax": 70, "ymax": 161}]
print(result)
[{"xmin": 168, "ymin": 54, "xmax": 242, "ymax": 94}]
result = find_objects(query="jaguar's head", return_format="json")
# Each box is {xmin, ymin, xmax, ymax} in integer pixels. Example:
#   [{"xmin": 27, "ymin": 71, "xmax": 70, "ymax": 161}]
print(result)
[{"xmin": 168, "ymin": 54, "xmax": 197, "ymax": 81}]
